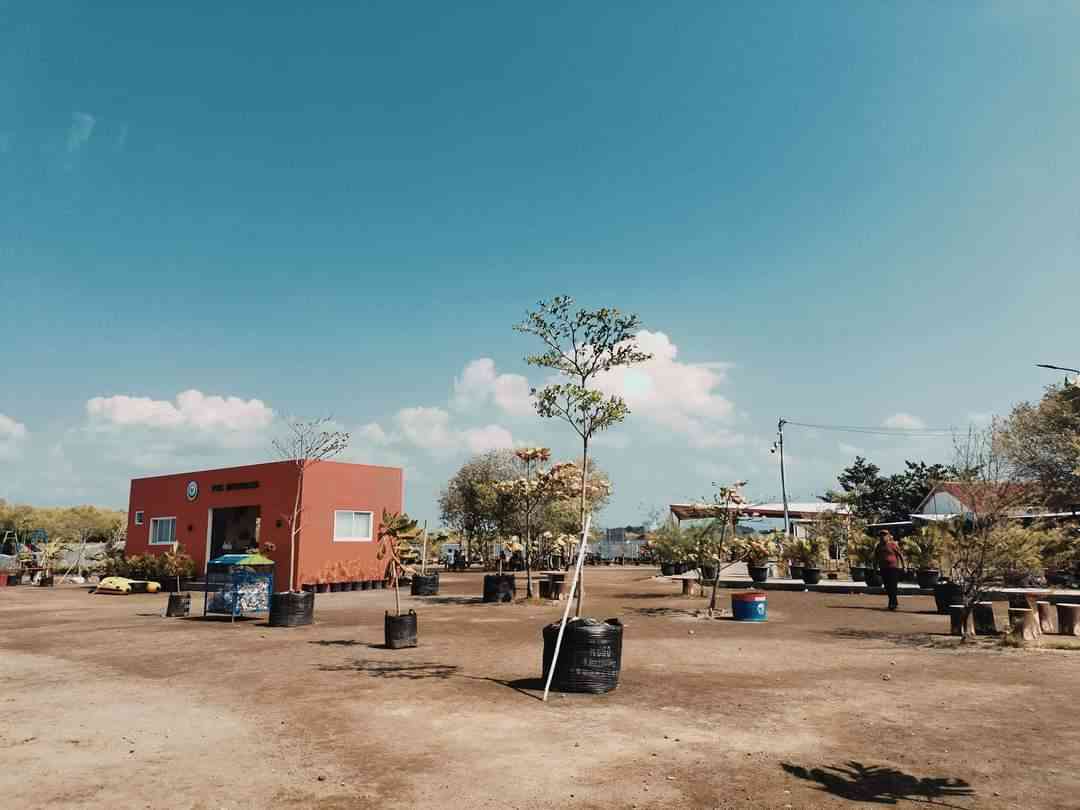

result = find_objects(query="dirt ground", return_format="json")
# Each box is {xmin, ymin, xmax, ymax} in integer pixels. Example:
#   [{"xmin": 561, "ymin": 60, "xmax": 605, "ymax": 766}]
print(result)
[{"xmin": 2, "ymin": 568, "xmax": 1079, "ymax": 810}]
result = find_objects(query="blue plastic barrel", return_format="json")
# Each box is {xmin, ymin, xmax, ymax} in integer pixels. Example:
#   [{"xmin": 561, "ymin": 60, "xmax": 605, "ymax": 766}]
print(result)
[{"xmin": 731, "ymin": 590, "xmax": 767, "ymax": 622}]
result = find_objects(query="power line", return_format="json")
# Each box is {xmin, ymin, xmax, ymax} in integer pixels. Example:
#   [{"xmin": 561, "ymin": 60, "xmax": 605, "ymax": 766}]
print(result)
[{"xmin": 784, "ymin": 420, "xmax": 956, "ymax": 438}]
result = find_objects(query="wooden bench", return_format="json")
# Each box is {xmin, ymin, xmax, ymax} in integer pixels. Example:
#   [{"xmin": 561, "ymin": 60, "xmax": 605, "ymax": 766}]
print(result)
[
  {"xmin": 1008, "ymin": 608, "xmax": 1040, "ymax": 642},
  {"xmin": 1057, "ymin": 604, "xmax": 1080, "ymax": 637}
]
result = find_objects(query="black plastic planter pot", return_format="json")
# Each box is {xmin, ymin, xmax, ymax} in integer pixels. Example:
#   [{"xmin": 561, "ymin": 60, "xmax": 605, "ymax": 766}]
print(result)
[
  {"xmin": 850, "ymin": 566, "xmax": 867, "ymax": 582},
  {"xmin": 933, "ymin": 580, "xmax": 962, "ymax": 614},
  {"xmin": 385, "ymin": 610, "xmax": 418, "ymax": 649},
  {"xmin": 801, "ymin": 567, "xmax": 822, "ymax": 585},
  {"xmin": 788, "ymin": 564, "xmax": 804, "ymax": 581},
  {"xmin": 269, "ymin": 591, "xmax": 315, "ymax": 627},
  {"xmin": 748, "ymin": 565, "xmax": 769, "ymax": 584},
  {"xmin": 542, "ymin": 617, "xmax": 623, "ymax": 694},
  {"xmin": 916, "ymin": 569, "xmax": 940, "ymax": 589},
  {"xmin": 37, "ymin": 575, "xmax": 54, "ymax": 587},
  {"xmin": 482, "ymin": 574, "xmax": 516, "ymax": 603},
  {"xmin": 165, "ymin": 592, "xmax": 191, "ymax": 617},
  {"xmin": 411, "ymin": 572, "xmax": 440, "ymax": 596},
  {"xmin": 660, "ymin": 563, "xmax": 674, "ymax": 576},
  {"xmin": 865, "ymin": 570, "xmax": 883, "ymax": 587},
  {"xmin": 700, "ymin": 565, "xmax": 718, "ymax": 582},
  {"xmin": 7, "ymin": 574, "xmax": 20, "ymax": 586}
]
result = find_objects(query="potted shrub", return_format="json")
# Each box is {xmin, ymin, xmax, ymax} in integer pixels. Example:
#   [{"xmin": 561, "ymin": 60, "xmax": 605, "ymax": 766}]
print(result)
[
  {"xmin": 790, "ymin": 537, "xmax": 826, "ymax": 585},
  {"xmin": 847, "ymin": 535, "xmax": 875, "ymax": 582},
  {"xmin": 739, "ymin": 534, "xmax": 777, "ymax": 584},
  {"xmin": 378, "ymin": 510, "xmax": 421, "ymax": 649},
  {"xmin": 36, "ymin": 536, "xmax": 71, "ymax": 586},
  {"xmin": 161, "ymin": 544, "xmax": 196, "ymax": 616},
  {"xmin": 781, "ymin": 540, "xmax": 804, "ymax": 580},
  {"xmin": 905, "ymin": 530, "xmax": 941, "ymax": 589}
]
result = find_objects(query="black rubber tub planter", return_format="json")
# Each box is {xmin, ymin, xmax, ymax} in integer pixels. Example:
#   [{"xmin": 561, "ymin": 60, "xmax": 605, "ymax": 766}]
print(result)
[
  {"xmin": 748, "ymin": 565, "xmax": 769, "ymax": 584},
  {"xmin": 865, "ymin": 569, "xmax": 883, "ymax": 587},
  {"xmin": 165, "ymin": 592, "xmax": 191, "ymax": 618},
  {"xmin": 269, "ymin": 591, "xmax": 315, "ymax": 627},
  {"xmin": 933, "ymin": 580, "xmax": 963, "ymax": 615},
  {"xmin": 542, "ymin": 617, "xmax": 623, "ymax": 694},
  {"xmin": 411, "ymin": 572, "xmax": 440, "ymax": 596},
  {"xmin": 916, "ymin": 568, "xmax": 941, "ymax": 589},
  {"xmin": 483, "ymin": 574, "xmax": 516, "ymax": 603},
  {"xmin": 788, "ymin": 564, "xmax": 804, "ymax": 581},
  {"xmin": 801, "ymin": 567, "xmax": 822, "ymax": 585},
  {"xmin": 850, "ymin": 565, "xmax": 867, "ymax": 582},
  {"xmin": 385, "ymin": 610, "xmax": 418, "ymax": 649}
]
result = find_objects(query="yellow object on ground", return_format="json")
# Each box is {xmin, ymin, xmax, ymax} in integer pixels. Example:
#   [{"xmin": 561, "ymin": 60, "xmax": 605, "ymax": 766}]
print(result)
[{"xmin": 95, "ymin": 577, "xmax": 162, "ymax": 594}]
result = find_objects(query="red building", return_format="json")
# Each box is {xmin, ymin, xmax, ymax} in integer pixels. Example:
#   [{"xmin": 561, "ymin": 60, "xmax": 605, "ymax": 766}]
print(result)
[{"xmin": 125, "ymin": 461, "xmax": 404, "ymax": 591}]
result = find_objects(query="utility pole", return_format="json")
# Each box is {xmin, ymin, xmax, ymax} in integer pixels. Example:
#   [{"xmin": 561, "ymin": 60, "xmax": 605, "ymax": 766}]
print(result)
[{"xmin": 774, "ymin": 418, "xmax": 791, "ymax": 535}]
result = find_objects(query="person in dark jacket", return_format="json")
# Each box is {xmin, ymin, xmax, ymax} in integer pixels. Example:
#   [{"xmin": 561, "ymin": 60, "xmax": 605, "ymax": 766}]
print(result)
[{"xmin": 874, "ymin": 530, "xmax": 905, "ymax": 610}]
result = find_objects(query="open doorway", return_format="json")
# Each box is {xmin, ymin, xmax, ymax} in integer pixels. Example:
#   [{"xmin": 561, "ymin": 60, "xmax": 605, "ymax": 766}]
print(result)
[{"xmin": 207, "ymin": 506, "xmax": 261, "ymax": 562}]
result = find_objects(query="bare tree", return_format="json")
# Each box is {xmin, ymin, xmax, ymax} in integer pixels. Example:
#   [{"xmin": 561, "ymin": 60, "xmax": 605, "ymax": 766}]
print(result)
[
  {"xmin": 940, "ymin": 425, "xmax": 1042, "ymax": 640},
  {"xmin": 515, "ymin": 296, "xmax": 651, "ymax": 616},
  {"xmin": 273, "ymin": 417, "xmax": 350, "ymax": 592}
]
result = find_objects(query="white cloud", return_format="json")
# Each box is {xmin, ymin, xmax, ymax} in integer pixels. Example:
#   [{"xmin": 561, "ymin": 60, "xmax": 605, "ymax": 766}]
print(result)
[
  {"xmin": 0, "ymin": 413, "xmax": 29, "ymax": 459},
  {"xmin": 393, "ymin": 406, "xmax": 514, "ymax": 457},
  {"xmin": 882, "ymin": 412, "xmax": 926, "ymax": 430},
  {"xmin": 595, "ymin": 330, "xmax": 740, "ymax": 448},
  {"xmin": 355, "ymin": 422, "xmax": 391, "ymax": 445},
  {"xmin": 86, "ymin": 389, "xmax": 274, "ymax": 432},
  {"xmin": 452, "ymin": 358, "xmax": 533, "ymax": 417},
  {"xmin": 66, "ymin": 111, "xmax": 96, "ymax": 153},
  {"xmin": 838, "ymin": 442, "xmax": 862, "ymax": 456}
]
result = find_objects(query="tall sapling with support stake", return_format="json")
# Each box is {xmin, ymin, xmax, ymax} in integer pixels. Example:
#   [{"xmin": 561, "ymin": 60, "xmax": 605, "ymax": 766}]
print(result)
[
  {"xmin": 515, "ymin": 296, "xmax": 651, "ymax": 616},
  {"xmin": 378, "ymin": 509, "xmax": 421, "ymax": 648},
  {"xmin": 272, "ymin": 417, "xmax": 350, "ymax": 592}
]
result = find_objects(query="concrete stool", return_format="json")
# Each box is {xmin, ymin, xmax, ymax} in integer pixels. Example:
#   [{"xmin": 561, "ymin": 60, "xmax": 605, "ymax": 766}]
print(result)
[
  {"xmin": 1036, "ymin": 601, "xmax": 1058, "ymax": 634},
  {"xmin": 1057, "ymin": 604, "xmax": 1080, "ymax": 636},
  {"xmin": 681, "ymin": 578, "xmax": 704, "ymax": 597},
  {"xmin": 974, "ymin": 602, "xmax": 997, "ymax": 635},
  {"xmin": 949, "ymin": 604, "xmax": 975, "ymax": 637},
  {"xmin": 1008, "ymin": 608, "xmax": 1039, "ymax": 642}
]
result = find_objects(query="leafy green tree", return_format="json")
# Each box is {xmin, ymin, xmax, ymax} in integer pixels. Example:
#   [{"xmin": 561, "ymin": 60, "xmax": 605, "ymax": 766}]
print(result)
[
  {"xmin": 826, "ymin": 457, "xmax": 960, "ymax": 523},
  {"xmin": 515, "ymin": 296, "xmax": 651, "ymax": 616},
  {"xmin": 998, "ymin": 382, "xmax": 1080, "ymax": 510}
]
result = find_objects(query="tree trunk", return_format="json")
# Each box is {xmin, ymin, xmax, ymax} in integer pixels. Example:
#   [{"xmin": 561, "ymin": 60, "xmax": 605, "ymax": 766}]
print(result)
[
  {"xmin": 576, "ymin": 438, "xmax": 588, "ymax": 618},
  {"xmin": 950, "ymin": 604, "xmax": 976, "ymax": 639},
  {"xmin": 707, "ymin": 511, "xmax": 730, "ymax": 613},
  {"xmin": 288, "ymin": 467, "xmax": 303, "ymax": 592},
  {"xmin": 393, "ymin": 566, "xmax": 401, "ymax": 617}
]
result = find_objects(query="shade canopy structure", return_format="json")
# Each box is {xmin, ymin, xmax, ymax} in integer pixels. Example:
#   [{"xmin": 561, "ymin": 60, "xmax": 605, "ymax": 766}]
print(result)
[{"xmin": 669, "ymin": 502, "xmax": 849, "ymax": 523}]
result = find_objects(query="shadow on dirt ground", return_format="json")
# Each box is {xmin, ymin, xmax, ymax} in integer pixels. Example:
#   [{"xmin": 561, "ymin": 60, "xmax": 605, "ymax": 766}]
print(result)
[
  {"xmin": 781, "ymin": 761, "xmax": 975, "ymax": 807},
  {"xmin": 822, "ymin": 628, "xmax": 942, "ymax": 648},
  {"xmin": 317, "ymin": 659, "xmax": 460, "ymax": 679}
]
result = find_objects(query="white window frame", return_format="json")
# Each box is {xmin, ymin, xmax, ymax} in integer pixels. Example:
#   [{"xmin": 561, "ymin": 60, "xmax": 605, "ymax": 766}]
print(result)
[
  {"xmin": 134, "ymin": 511, "xmax": 144, "ymax": 526},
  {"xmin": 148, "ymin": 516, "xmax": 177, "ymax": 546},
  {"xmin": 332, "ymin": 510, "xmax": 374, "ymax": 543}
]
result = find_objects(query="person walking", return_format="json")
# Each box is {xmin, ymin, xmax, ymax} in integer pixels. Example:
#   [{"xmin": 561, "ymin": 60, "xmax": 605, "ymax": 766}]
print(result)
[{"xmin": 874, "ymin": 530, "xmax": 905, "ymax": 611}]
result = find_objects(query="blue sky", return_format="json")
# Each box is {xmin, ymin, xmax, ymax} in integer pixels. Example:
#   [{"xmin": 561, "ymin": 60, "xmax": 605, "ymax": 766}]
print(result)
[{"xmin": 2, "ymin": 1, "xmax": 1079, "ymax": 527}]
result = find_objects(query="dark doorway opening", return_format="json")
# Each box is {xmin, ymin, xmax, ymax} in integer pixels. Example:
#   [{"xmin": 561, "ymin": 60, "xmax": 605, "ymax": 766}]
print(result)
[{"xmin": 209, "ymin": 506, "xmax": 261, "ymax": 560}]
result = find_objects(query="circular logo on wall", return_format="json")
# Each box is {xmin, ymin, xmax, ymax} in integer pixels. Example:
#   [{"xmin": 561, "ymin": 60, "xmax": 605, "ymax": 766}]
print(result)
[{"xmin": 186, "ymin": 480, "xmax": 199, "ymax": 501}]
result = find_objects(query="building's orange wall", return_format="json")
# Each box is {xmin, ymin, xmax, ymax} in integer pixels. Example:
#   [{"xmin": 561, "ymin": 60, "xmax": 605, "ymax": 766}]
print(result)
[
  {"xmin": 296, "ymin": 461, "xmax": 404, "ymax": 587},
  {"xmin": 127, "ymin": 460, "xmax": 404, "ymax": 591},
  {"xmin": 126, "ymin": 462, "xmax": 299, "ymax": 589}
]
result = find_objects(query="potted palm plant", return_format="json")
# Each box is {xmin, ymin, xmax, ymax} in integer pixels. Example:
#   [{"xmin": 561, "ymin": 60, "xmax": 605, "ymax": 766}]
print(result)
[
  {"xmin": 378, "ymin": 509, "xmax": 420, "ymax": 649},
  {"xmin": 788, "ymin": 536, "xmax": 826, "ymax": 585},
  {"xmin": 738, "ymin": 534, "xmax": 777, "ymax": 584},
  {"xmin": 905, "ymin": 529, "xmax": 941, "ymax": 589},
  {"xmin": 781, "ymin": 540, "xmax": 804, "ymax": 581},
  {"xmin": 847, "ymin": 534, "xmax": 875, "ymax": 582},
  {"xmin": 36, "ymin": 536, "xmax": 71, "ymax": 586},
  {"xmin": 161, "ymin": 544, "xmax": 197, "ymax": 617}
]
